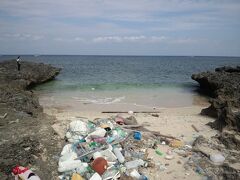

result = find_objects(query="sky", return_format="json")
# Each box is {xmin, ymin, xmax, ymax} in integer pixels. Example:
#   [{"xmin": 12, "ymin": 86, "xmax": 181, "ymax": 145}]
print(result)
[{"xmin": 0, "ymin": 0, "xmax": 240, "ymax": 56}]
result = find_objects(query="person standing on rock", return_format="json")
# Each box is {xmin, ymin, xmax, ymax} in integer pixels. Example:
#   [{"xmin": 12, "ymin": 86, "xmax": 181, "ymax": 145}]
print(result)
[{"xmin": 17, "ymin": 56, "xmax": 21, "ymax": 71}]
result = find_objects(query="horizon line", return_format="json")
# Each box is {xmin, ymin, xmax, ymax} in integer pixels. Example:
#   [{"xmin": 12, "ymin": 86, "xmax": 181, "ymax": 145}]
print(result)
[{"xmin": 1, "ymin": 54, "xmax": 240, "ymax": 58}]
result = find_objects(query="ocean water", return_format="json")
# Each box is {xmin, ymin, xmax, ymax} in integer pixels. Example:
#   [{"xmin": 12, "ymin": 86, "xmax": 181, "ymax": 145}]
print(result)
[{"xmin": 1, "ymin": 55, "xmax": 239, "ymax": 110}]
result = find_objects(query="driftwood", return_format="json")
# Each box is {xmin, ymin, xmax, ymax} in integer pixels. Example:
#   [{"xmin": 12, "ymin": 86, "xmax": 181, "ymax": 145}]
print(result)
[
  {"xmin": 121, "ymin": 124, "xmax": 150, "ymax": 128},
  {"xmin": 118, "ymin": 124, "xmax": 179, "ymax": 141},
  {"xmin": 0, "ymin": 113, "xmax": 7, "ymax": 119},
  {"xmin": 148, "ymin": 130, "xmax": 180, "ymax": 140},
  {"xmin": 191, "ymin": 124, "xmax": 199, "ymax": 132},
  {"xmin": 102, "ymin": 111, "xmax": 160, "ymax": 114}
]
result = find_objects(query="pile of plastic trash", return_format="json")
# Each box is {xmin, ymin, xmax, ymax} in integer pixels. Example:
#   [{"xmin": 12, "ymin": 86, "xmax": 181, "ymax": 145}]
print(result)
[{"xmin": 58, "ymin": 116, "xmax": 150, "ymax": 180}]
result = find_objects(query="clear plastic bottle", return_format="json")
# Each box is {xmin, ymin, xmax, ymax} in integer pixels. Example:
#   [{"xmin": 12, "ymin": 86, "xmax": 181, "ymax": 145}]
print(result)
[
  {"xmin": 125, "ymin": 159, "xmax": 144, "ymax": 169},
  {"xmin": 113, "ymin": 148, "xmax": 125, "ymax": 163},
  {"xmin": 76, "ymin": 162, "xmax": 89, "ymax": 174}
]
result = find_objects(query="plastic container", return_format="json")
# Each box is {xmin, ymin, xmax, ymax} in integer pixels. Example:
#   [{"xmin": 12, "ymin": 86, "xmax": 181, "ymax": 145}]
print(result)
[
  {"xmin": 89, "ymin": 173, "xmax": 102, "ymax": 180},
  {"xmin": 210, "ymin": 153, "xmax": 225, "ymax": 165},
  {"xmin": 100, "ymin": 149, "xmax": 117, "ymax": 161},
  {"xmin": 58, "ymin": 160, "xmax": 82, "ymax": 172},
  {"xmin": 76, "ymin": 162, "xmax": 89, "ymax": 174},
  {"xmin": 125, "ymin": 159, "xmax": 144, "ymax": 169},
  {"xmin": 60, "ymin": 144, "xmax": 73, "ymax": 156},
  {"xmin": 113, "ymin": 148, "xmax": 125, "ymax": 163},
  {"xmin": 87, "ymin": 128, "xmax": 106, "ymax": 139},
  {"xmin": 93, "ymin": 151, "xmax": 103, "ymax": 159},
  {"xmin": 130, "ymin": 169, "xmax": 141, "ymax": 179},
  {"xmin": 91, "ymin": 157, "xmax": 108, "ymax": 175},
  {"xmin": 69, "ymin": 120, "xmax": 88, "ymax": 136},
  {"xmin": 59, "ymin": 151, "xmax": 78, "ymax": 163},
  {"xmin": 12, "ymin": 166, "xmax": 40, "ymax": 180},
  {"xmin": 139, "ymin": 175, "xmax": 148, "ymax": 180},
  {"xmin": 155, "ymin": 149, "xmax": 164, "ymax": 156},
  {"xmin": 133, "ymin": 131, "xmax": 142, "ymax": 140},
  {"xmin": 106, "ymin": 136, "xmax": 115, "ymax": 143},
  {"xmin": 72, "ymin": 173, "xmax": 84, "ymax": 180},
  {"xmin": 93, "ymin": 137, "xmax": 106, "ymax": 144}
]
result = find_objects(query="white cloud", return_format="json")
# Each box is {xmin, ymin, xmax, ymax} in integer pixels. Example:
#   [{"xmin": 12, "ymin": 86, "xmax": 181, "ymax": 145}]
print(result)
[
  {"xmin": 91, "ymin": 35, "xmax": 206, "ymax": 46},
  {"xmin": 93, "ymin": 36, "xmax": 122, "ymax": 43},
  {"xmin": 74, "ymin": 37, "xmax": 84, "ymax": 41},
  {"xmin": 149, "ymin": 36, "xmax": 167, "ymax": 42},
  {"xmin": 1, "ymin": 33, "xmax": 44, "ymax": 41},
  {"xmin": 54, "ymin": 37, "xmax": 85, "ymax": 42}
]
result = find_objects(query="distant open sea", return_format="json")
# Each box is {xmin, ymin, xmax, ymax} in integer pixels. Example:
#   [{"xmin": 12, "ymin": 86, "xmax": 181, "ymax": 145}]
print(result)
[{"xmin": 1, "ymin": 55, "xmax": 239, "ymax": 110}]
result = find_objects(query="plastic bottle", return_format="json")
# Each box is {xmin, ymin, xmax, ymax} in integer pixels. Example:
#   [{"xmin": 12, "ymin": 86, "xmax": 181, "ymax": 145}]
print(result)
[
  {"xmin": 106, "ymin": 136, "xmax": 115, "ymax": 143},
  {"xmin": 113, "ymin": 148, "xmax": 125, "ymax": 163},
  {"xmin": 93, "ymin": 137, "xmax": 106, "ymax": 144},
  {"xmin": 88, "ymin": 128, "xmax": 106, "ymax": 138},
  {"xmin": 125, "ymin": 159, "xmax": 144, "ymax": 169},
  {"xmin": 139, "ymin": 175, "xmax": 148, "ymax": 180},
  {"xmin": 58, "ymin": 160, "xmax": 83, "ymax": 172},
  {"xmin": 76, "ymin": 162, "xmax": 89, "ymax": 174},
  {"xmin": 130, "ymin": 169, "xmax": 141, "ymax": 179}
]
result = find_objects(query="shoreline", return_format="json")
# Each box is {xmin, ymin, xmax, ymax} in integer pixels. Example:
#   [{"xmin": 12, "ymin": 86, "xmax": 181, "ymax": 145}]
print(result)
[{"xmin": 37, "ymin": 84, "xmax": 210, "ymax": 113}]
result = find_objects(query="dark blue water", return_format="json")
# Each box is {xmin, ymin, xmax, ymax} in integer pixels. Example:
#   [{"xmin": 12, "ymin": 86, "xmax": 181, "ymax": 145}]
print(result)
[{"xmin": 0, "ymin": 55, "xmax": 239, "ymax": 91}]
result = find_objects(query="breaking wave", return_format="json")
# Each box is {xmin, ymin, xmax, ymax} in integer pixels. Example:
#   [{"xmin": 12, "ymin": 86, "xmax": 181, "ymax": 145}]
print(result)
[{"xmin": 72, "ymin": 96, "xmax": 125, "ymax": 104}]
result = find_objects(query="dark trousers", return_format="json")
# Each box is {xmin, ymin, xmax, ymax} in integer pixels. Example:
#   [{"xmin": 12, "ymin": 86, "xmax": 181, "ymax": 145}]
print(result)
[{"xmin": 17, "ymin": 62, "xmax": 20, "ymax": 71}]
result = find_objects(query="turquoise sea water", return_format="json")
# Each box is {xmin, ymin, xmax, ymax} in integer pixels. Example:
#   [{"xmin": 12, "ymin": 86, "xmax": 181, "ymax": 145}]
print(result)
[{"xmin": 1, "ymin": 55, "xmax": 239, "ymax": 109}]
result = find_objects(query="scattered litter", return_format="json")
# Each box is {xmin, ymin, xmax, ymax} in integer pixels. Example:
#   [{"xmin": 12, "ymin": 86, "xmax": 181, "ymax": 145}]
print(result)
[
  {"xmin": 128, "ymin": 111, "xmax": 134, "ymax": 115},
  {"xmin": 165, "ymin": 149, "xmax": 174, "ymax": 160},
  {"xmin": 210, "ymin": 153, "xmax": 225, "ymax": 165},
  {"xmin": 72, "ymin": 173, "xmax": 84, "ymax": 180},
  {"xmin": 12, "ymin": 166, "xmax": 40, "ymax": 180},
  {"xmin": 8, "ymin": 119, "xmax": 19, "ymax": 124},
  {"xmin": 113, "ymin": 147, "xmax": 125, "ymax": 163},
  {"xmin": 151, "ymin": 114, "xmax": 159, "ymax": 117},
  {"xmin": 89, "ymin": 173, "xmax": 102, "ymax": 180},
  {"xmin": 57, "ymin": 115, "xmax": 195, "ymax": 179},
  {"xmin": 91, "ymin": 157, "xmax": 108, "ymax": 175},
  {"xmin": 191, "ymin": 125, "xmax": 199, "ymax": 132},
  {"xmin": 129, "ymin": 169, "xmax": 141, "ymax": 179},
  {"xmin": 133, "ymin": 131, "xmax": 142, "ymax": 140},
  {"xmin": 156, "ymin": 163, "xmax": 167, "ymax": 171},
  {"xmin": 125, "ymin": 159, "xmax": 144, "ymax": 169},
  {"xmin": 161, "ymin": 141, "xmax": 166, "ymax": 145},
  {"xmin": 155, "ymin": 149, "xmax": 164, "ymax": 156},
  {"xmin": 165, "ymin": 155, "xmax": 174, "ymax": 160},
  {"xmin": 0, "ymin": 112, "xmax": 7, "ymax": 119},
  {"xmin": 184, "ymin": 145, "xmax": 192, "ymax": 149},
  {"xmin": 169, "ymin": 139, "xmax": 184, "ymax": 148}
]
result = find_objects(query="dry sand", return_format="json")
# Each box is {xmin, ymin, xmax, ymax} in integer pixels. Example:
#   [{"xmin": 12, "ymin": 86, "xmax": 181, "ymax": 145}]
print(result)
[{"xmin": 41, "ymin": 100, "xmax": 217, "ymax": 180}]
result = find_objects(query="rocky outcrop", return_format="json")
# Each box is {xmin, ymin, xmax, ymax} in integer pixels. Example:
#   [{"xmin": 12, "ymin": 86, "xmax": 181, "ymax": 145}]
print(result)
[
  {"xmin": 0, "ymin": 60, "xmax": 61, "ymax": 179},
  {"xmin": 192, "ymin": 66, "xmax": 240, "ymax": 132},
  {"xmin": 0, "ymin": 60, "xmax": 60, "ymax": 116},
  {"xmin": 191, "ymin": 66, "xmax": 240, "ymax": 180}
]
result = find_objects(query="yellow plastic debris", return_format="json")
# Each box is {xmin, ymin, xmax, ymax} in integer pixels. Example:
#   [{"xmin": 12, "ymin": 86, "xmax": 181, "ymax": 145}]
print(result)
[
  {"xmin": 169, "ymin": 140, "xmax": 184, "ymax": 148},
  {"xmin": 72, "ymin": 173, "xmax": 84, "ymax": 180}
]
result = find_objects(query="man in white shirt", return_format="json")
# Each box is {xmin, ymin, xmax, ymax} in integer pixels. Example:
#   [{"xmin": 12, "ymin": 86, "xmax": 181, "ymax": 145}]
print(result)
[{"xmin": 17, "ymin": 56, "xmax": 21, "ymax": 71}]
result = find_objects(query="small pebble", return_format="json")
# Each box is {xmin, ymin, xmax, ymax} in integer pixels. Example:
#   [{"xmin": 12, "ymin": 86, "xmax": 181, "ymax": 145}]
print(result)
[{"xmin": 177, "ymin": 160, "xmax": 182, "ymax": 164}]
